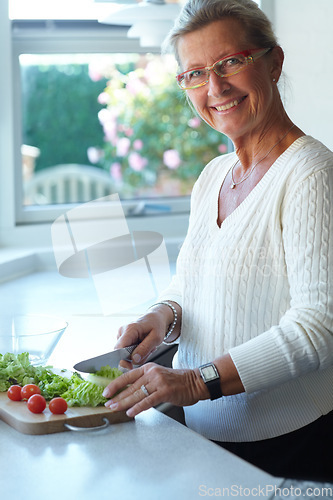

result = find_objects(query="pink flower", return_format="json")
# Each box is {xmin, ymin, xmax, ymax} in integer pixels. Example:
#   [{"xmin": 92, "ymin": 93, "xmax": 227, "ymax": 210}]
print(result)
[
  {"xmin": 98, "ymin": 109, "xmax": 119, "ymax": 144},
  {"xmin": 88, "ymin": 63, "xmax": 103, "ymax": 82},
  {"xmin": 87, "ymin": 147, "xmax": 104, "ymax": 164},
  {"xmin": 126, "ymin": 72, "xmax": 148, "ymax": 97},
  {"xmin": 126, "ymin": 128, "xmax": 134, "ymax": 137},
  {"xmin": 97, "ymin": 108, "xmax": 111, "ymax": 125},
  {"xmin": 110, "ymin": 162, "xmax": 122, "ymax": 181},
  {"xmin": 163, "ymin": 149, "xmax": 181, "ymax": 169},
  {"xmin": 118, "ymin": 125, "xmax": 134, "ymax": 138},
  {"xmin": 97, "ymin": 92, "xmax": 110, "ymax": 105},
  {"xmin": 188, "ymin": 117, "xmax": 201, "ymax": 128},
  {"xmin": 128, "ymin": 152, "xmax": 148, "ymax": 171},
  {"xmin": 133, "ymin": 139, "xmax": 143, "ymax": 151},
  {"xmin": 218, "ymin": 144, "xmax": 228, "ymax": 154},
  {"xmin": 103, "ymin": 121, "xmax": 117, "ymax": 144},
  {"xmin": 116, "ymin": 137, "xmax": 131, "ymax": 157}
]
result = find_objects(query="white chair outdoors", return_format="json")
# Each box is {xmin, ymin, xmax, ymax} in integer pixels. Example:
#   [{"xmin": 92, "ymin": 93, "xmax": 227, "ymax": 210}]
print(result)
[{"xmin": 24, "ymin": 164, "xmax": 115, "ymax": 204}]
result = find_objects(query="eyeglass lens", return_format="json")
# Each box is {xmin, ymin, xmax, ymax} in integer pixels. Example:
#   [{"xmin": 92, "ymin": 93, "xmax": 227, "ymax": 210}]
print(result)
[{"xmin": 180, "ymin": 54, "xmax": 248, "ymax": 89}]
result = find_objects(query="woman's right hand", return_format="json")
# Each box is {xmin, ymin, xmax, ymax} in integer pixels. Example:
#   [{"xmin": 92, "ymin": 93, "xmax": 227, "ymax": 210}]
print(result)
[{"xmin": 114, "ymin": 305, "xmax": 174, "ymax": 368}]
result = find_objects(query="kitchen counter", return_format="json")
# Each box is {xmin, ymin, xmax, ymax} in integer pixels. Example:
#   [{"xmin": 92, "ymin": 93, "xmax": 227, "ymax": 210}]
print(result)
[
  {"xmin": 0, "ymin": 251, "xmax": 331, "ymax": 500},
  {"xmin": 0, "ymin": 407, "xmax": 283, "ymax": 500}
]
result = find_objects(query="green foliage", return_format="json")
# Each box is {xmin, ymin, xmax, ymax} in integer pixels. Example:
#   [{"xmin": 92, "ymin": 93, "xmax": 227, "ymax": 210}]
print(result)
[{"xmin": 22, "ymin": 63, "xmax": 106, "ymax": 171}]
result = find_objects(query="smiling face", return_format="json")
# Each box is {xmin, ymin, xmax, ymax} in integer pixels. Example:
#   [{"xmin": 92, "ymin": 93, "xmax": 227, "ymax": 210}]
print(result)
[{"xmin": 177, "ymin": 18, "xmax": 283, "ymax": 142}]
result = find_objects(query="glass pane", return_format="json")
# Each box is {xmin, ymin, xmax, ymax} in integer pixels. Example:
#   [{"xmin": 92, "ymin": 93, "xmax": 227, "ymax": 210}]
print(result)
[{"xmin": 21, "ymin": 53, "xmax": 228, "ymax": 206}]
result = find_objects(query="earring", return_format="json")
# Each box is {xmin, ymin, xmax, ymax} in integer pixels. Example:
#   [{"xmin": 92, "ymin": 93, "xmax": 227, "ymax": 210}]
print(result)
[{"xmin": 272, "ymin": 78, "xmax": 276, "ymax": 82}]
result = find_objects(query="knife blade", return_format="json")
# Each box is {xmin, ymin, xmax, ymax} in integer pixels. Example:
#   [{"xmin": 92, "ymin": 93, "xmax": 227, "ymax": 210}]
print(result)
[{"xmin": 73, "ymin": 344, "xmax": 138, "ymax": 373}]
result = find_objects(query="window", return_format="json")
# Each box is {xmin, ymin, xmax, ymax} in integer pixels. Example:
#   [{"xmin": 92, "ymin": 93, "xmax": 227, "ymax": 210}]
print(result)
[{"xmin": 12, "ymin": 19, "xmax": 229, "ymax": 224}]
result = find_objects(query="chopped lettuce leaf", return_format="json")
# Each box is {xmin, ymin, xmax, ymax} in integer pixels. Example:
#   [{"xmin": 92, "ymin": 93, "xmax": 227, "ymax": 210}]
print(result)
[
  {"xmin": 65, "ymin": 365, "xmax": 122, "ymax": 405},
  {"xmin": 87, "ymin": 366, "xmax": 122, "ymax": 388},
  {"xmin": 95, "ymin": 365, "xmax": 123, "ymax": 379},
  {"xmin": 61, "ymin": 380, "xmax": 107, "ymax": 407},
  {"xmin": 87, "ymin": 374, "xmax": 113, "ymax": 388}
]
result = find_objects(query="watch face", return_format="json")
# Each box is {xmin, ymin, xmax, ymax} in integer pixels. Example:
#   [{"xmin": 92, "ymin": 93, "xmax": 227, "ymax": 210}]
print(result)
[{"xmin": 201, "ymin": 364, "xmax": 218, "ymax": 381}]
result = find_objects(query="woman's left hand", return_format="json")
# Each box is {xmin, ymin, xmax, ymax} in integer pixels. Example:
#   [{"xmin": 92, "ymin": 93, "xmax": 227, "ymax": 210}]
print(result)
[{"xmin": 102, "ymin": 362, "xmax": 210, "ymax": 418}]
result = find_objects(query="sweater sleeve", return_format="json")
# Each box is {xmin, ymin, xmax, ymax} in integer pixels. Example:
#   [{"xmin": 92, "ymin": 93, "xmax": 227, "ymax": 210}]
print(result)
[{"xmin": 229, "ymin": 166, "xmax": 333, "ymax": 393}]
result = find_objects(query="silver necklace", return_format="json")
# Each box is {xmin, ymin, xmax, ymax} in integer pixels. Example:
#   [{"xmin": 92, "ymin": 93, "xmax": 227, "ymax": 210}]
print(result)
[{"xmin": 230, "ymin": 124, "xmax": 295, "ymax": 189}]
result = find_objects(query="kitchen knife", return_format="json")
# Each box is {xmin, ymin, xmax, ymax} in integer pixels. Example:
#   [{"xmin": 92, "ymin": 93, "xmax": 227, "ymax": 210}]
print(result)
[{"xmin": 73, "ymin": 344, "xmax": 138, "ymax": 373}]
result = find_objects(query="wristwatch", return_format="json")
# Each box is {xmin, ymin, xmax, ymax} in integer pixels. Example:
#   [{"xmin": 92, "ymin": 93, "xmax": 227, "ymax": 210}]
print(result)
[{"xmin": 198, "ymin": 362, "xmax": 223, "ymax": 400}]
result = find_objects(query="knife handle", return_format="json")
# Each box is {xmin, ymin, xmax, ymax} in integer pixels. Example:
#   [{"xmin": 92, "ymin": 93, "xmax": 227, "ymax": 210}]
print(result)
[{"xmin": 124, "ymin": 344, "xmax": 139, "ymax": 361}]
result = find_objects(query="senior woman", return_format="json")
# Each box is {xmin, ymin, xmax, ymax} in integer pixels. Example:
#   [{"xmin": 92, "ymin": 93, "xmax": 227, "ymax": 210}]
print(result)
[{"xmin": 103, "ymin": 0, "xmax": 333, "ymax": 481}]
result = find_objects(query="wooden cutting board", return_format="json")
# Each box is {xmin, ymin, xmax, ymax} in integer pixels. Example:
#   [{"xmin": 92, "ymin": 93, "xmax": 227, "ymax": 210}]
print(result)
[{"xmin": 0, "ymin": 393, "xmax": 132, "ymax": 435}]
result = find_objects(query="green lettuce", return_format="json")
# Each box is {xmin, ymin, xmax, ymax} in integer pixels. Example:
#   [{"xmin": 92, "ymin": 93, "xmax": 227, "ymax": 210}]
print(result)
[
  {"xmin": 96, "ymin": 365, "xmax": 123, "ymax": 379},
  {"xmin": 61, "ymin": 380, "xmax": 107, "ymax": 407},
  {"xmin": 0, "ymin": 352, "xmax": 39, "ymax": 390},
  {"xmin": 38, "ymin": 371, "xmax": 83, "ymax": 400},
  {"xmin": 63, "ymin": 366, "xmax": 123, "ymax": 406},
  {"xmin": 0, "ymin": 352, "xmax": 122, "ymax": 407}
]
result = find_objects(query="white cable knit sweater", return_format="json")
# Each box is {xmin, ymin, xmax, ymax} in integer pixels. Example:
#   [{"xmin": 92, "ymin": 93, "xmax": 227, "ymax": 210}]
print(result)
[{"xmin": 159, "ymin": 136, "xmax": 333, "ymax": 442}]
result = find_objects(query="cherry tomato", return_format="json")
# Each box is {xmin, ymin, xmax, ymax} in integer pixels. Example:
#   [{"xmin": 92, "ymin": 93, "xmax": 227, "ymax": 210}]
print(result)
[
  {"xmin": 7, "ymin": 385, "xmax": 22, "ymax": 401},
  {"xmin": 27, "ymin": 394, "xmax": 46, "ymax": 414},
  {"xmin": 21, "ymin": 384, "xmax": 41, "ymax": 400},
  {"xmin": 49, "ymin": 397, "xmax": 68, "ymax": 415}
]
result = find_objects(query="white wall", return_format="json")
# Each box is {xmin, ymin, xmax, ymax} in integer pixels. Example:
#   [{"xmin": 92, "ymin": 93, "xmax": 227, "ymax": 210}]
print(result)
[{"xmin": 273, "ymin": 0, "xmax": 333, "ymax": 151}]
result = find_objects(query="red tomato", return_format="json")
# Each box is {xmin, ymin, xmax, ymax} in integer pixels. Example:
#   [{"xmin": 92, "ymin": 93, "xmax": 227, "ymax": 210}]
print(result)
[
  {"xmin": 49, "ymin": 397, "xmax": 68, "ymax": 414},
  {"xmin": 27, "ymin": 394, "xmax": 46, "ymax": 414},
  {"xmin": 21, "ymin": 384, "xmax": 41, "ymax": 400},
  {"xmin": 7, "ymin": 385, "xmax": 22, "ymax": 401}
]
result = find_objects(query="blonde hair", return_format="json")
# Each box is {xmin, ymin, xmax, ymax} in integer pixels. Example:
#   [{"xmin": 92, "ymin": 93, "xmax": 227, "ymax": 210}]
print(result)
[{"xmin": 163, "ymin": 0, "xmax": 278, "ymax": 66}]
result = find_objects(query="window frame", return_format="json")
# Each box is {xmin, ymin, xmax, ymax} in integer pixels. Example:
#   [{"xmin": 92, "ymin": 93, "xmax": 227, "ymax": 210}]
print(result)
[{"xmin": 12, "ymin": 19, "xmax": 193, "ymax": 225}]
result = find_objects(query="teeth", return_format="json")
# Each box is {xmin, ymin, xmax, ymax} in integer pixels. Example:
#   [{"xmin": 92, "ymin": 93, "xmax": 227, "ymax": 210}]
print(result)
[{"xmin": 216, "ymin": 99, "xmax": 241, "ymax": 111}]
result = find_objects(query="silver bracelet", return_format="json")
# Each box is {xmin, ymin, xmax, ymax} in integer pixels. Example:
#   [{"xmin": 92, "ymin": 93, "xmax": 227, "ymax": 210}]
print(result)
[{"xmin": 149, "ymin": 301, "xmax": 178, "ymax": 343}]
